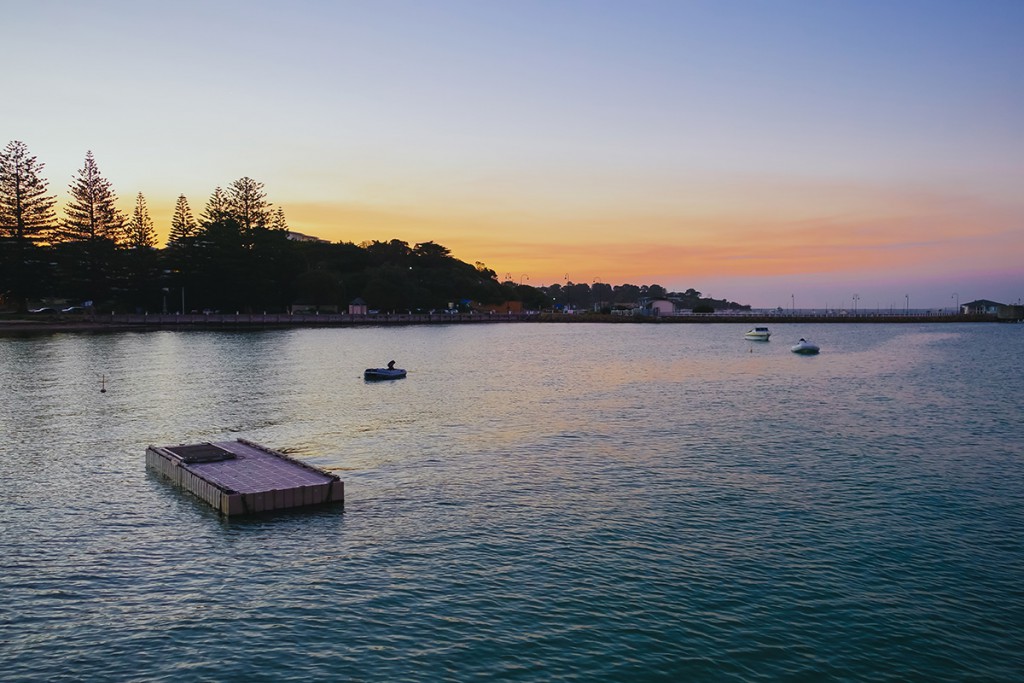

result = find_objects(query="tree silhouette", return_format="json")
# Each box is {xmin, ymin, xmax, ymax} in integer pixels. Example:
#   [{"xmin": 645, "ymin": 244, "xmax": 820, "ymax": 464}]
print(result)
[
  {"xmin": 644, "ymin": 284, "xmax": 667, "ymax": 299},
  {"xmin": 226, "ymin": 176, "xmax": 271, "ymax": 246},
  {"xmin": 2, "ymin": 145, "xmax": 753, "ymax": 314},
  {"xmin": 126, "ymin": 192, "xmax": 156, "ymax": 249},
  {"xmin": 293, "ymin": 269, "xmax": 345, "ymax": 310},
  {"xmin": 270, "ymin": 206, "xmax": 288, "ymax": 232},
  {"xmin": 0, "ymin": 141, "xmax": 56, "ymax": 245},
  {"xmin": 52, "ymin": 151, "xmax": 126, "ymax": 306},
  {"xmin": 0, "ymin": 141, "xmax": 57, "ymax": 310},
  {"xmin": 168, "ymin": 194, "xmax": 198, "ymax": 246},
  {"xmin": 57, "ymin": 151, "xmax": 125, "ymax": 244},
  {"xmin": 123, "ymin": 193, "xmax": 160, "ymax": 311},
  {"xmin": 200, "ymin": 187, "xmax": 229, "ymax": 227}
]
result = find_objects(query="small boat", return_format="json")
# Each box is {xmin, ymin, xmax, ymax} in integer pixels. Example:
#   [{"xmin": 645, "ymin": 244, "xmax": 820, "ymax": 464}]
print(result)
[
  {"xmin": 791, "ymin": 338, "xmax": 820, "ymax": 355},
  {"xmin": 744, "ymin": 327, "xmax": 771, "ymax": 341},
  {"xmin": 365, "ymin": 361, "xmax": 407, "ymax": 380},
  {"xmin": 364, "ymin": 367, "xmax": 407, "ymax": 380}
]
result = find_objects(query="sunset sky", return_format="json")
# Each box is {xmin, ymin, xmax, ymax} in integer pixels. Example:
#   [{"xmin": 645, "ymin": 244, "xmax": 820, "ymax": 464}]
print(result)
[{"xmin": 7, "ymin": 0, "xmax": 1023, "ymax": 309}]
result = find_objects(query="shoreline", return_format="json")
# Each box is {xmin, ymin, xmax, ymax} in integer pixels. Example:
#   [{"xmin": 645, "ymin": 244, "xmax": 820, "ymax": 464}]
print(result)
[{"xmin": 0, "ymin": 311, "xmax": 1005, "ymax": 335}]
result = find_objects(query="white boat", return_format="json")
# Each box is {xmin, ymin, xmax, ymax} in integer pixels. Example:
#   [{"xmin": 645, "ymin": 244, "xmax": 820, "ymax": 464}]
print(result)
[
  {"xmin": 791, "ymin": 338, "xmax": 820, "ymax": 355},
  {"xmin": 744, "ymin": 327, "xmax": 771, "ymax": 341},
  {"xmin": 364, "ymin": 367, "xmax": 407, "ymax": 380}
]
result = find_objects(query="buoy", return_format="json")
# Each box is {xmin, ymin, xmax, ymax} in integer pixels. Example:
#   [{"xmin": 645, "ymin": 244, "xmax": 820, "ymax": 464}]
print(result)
[{"xmin": 100, "ymin": 374, "xmax": 107, "ymax": 393}]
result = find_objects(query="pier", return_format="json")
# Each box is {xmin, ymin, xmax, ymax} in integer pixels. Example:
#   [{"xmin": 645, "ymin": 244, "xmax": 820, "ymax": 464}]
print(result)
[{"xmin": 146, "ymin": 439, "xmax": 343, "ymax": 516}]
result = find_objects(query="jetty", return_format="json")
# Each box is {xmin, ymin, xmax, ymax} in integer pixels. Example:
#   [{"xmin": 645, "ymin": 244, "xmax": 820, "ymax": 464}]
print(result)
[{"xmin": 146, "ymin": 439, "xmax": 343, "ymax": 516}]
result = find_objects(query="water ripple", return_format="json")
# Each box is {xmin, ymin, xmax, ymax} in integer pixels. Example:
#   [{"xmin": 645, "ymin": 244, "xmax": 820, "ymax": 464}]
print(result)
[{"xmin": 1, "ymin": 324, "xmax": 1022, "ymax": 681}]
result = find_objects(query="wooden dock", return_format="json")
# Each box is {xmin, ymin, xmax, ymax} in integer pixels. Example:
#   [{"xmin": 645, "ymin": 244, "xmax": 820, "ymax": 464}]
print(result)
[{"xmin": 146, "ymin": 438, "xmax": 344, "ymax": 516}]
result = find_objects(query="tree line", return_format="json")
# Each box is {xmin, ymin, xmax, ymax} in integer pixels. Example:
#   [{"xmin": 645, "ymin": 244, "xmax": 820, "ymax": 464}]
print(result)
[{"xmin": 0, "ymin": 140, "xmax": 748, "ymax": 315}]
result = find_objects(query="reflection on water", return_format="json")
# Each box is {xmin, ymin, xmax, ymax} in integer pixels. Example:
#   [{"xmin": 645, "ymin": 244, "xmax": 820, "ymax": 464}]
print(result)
[{"xmin": 1, "ymin": 322, "xmax": 1022, "ymax": 682}]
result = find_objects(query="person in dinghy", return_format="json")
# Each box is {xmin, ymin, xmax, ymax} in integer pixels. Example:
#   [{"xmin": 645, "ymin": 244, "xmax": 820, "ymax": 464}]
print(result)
[{"xmin": 364, "ymin": 360, "xmax": 407, "ymax": 380}]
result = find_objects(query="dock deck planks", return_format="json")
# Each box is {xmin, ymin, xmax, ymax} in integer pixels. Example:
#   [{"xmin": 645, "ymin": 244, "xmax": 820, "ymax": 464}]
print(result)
[{"xmin": 146, "ymin": 438, "xmax": 344, "ymax": 516}]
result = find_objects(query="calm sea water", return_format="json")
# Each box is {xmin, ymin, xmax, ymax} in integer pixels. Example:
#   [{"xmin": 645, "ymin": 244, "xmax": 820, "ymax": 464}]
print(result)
[{"xmin": 1, "ymin": 322, "xmax": 1022, "ymax": 682}]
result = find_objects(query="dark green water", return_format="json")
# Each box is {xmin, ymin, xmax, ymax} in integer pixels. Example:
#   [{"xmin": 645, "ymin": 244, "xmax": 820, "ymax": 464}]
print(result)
[{"xmin": 1, "ymin": 323, "xmax": 1021, "ymax": 681}]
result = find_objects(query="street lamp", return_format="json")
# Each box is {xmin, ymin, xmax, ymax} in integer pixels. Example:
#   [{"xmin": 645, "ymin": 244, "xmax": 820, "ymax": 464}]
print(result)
[
  {"xmin": 905, "ymin": 294, "xmax": 909, "ymax": 315},
  {"xmin": 853, "ymin": 293, "xmax": 860, "ymax": 315}
]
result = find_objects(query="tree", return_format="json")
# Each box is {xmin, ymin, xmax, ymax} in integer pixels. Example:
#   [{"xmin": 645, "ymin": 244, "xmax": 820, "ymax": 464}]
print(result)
[
  {"xmin": 365, "ymin": 239, "xmax": 411, "ymax": 265},
  {"xmin": 200, "ymin": 187, "xmax": 229, "ymax": 227},
  {"xmin": 0, "ymin": 141, "xmax": 57, "ymax": 310},
  {"xmin": 168, "ymin": 194, "xmax": 197, "ymax": 246},
  {"xmin": 362, "ymin": 264, "xmax": 412, "ymax": 312},
  {"xmin": 163, "ymin": 194, "xmax": 199, "ymax": 312},
  {"xmin": 592, "ymin": 282, "xmax": 614, "ymax": 304},
  {"xmin": 613, "ymin": 284, "xmax": 642, "ymax": 303},
  {"xmin": 645, "ymin": 284, "xmax": 667, "ymax": 299},
  {"xmin": 190, "ymin": 215, "xmax": 248, "ymax": 311},
  {"xmin": 52, "ymin": 151, "xmax": 126, "ymax": 305},
  {"xmin": 225, "ymin": 176, "xmax": 271, "ymax": 237},
  {"xmin": 270, "ymin": 206, "xmax": 288, "ymax": 232},
  {"xmin": 564, "ymin": 282, "xmax": 592, "ymax": 308},
  {"xmin": 57, "ymin": 151, "xmax": 125, "ymax": 244},
  {"xmin": 126, "ymin": 192, "xmax": 157, "ymax": 249},
  {"xmin": 474, "ymin": 261, "xmax": 496, "ymax": 280},
  {"xmin": 122, "ymin": 192, "xmax": 160, "ymax": 311},
  {"xmin": 413, "ymin": 241, "xmax": 452, "ymax": 263},
  {"xmin": 293, "ymin": 269, "xmax": 345, "ymax": 309},
  {"xmin": 0, "ymin": 140, "xmax": 56, "ymax": 245},
  {"xmin": 517, "ymin": 284, "xmax": 549, "ymax": 311}
]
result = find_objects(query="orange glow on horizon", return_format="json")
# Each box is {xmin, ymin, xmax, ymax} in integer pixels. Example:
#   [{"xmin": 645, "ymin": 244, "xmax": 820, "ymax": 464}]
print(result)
[
  {"xmin": 137, "ymin": 182, "xmax": 1021, "ymax": 297},
  {"xmin": 273, "ymin": 194, "xmax": 1022, "ymax": 288}
]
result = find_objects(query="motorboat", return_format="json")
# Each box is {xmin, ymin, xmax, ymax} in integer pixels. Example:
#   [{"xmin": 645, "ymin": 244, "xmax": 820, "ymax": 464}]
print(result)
[
  {"xmin": 791, "ymin": 338, "xmax": 820, "ymax": 355},
  {"xmin": 744, "ymin": 327, "xmax": 771, "ymax": 341},
  {"xmin": 364, "ymin": 367, "xmax": 407, "ymax": 380}
]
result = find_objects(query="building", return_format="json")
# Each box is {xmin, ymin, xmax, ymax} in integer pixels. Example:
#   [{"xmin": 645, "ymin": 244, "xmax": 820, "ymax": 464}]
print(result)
[
  {"xmin": 961, "ymin": 299, "xmax": 1004, "ymax": 315},
  {"xmin": 348, "ymin": 298, "xmax": 368, "ymax": 315},
  {"xmin": 287, "ymin": 231, "xmax": 329, "ymax": 243},
  {"xmin": 635, "ymin": 298, "xmax": 678, "ymax": 316}
]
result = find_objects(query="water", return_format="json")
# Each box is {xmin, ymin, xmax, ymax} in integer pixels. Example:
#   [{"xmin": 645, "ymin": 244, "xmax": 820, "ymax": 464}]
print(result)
[{"xmin": 1, "ymin": 323, "xmax": 1022, "ymax": 682}]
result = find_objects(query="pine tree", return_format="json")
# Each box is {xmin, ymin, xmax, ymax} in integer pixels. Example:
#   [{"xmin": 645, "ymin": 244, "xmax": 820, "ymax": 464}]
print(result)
[
  {"xmin": 226, "ymin": 176, "xmax": 271, "ymax": 235},
  {"xmin": 0, "ymin": 140, "xmax": 56, "ymax": 244},
  {"xmin": 123, "ymin": 192, "xmax": 160, "ymax": 311},
  {"xmin": 52, "ymin": 151, "xmax": 126, "ymax": 306},
  {"xmin": 164, "ymin": 194, "xmax": 198, "ymax": 313},
  {"xmin": 270, "ymin": 206, "xmax": 288, "ymax": 232},
  {"xmin": 58, "ymin": 151, "xmax": 126, "ymax": 244},
  {"xmin": 200, "ymin": 187, "xmax": 229, "ymax": 227},
  {"xmin": 126, "ymin": 192, "xmax": 157, "ymax": 249},
  {"xmin": 168, "ymin": 194, "xmax": 197, "ymax": 245},
  {"xmin": 0, "ymin": 140, "xmax": 57, "ymax": 310}
]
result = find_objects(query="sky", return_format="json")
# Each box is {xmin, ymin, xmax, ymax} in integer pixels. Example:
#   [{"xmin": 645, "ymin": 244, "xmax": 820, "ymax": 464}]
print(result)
[{"xmin": 6, "ymin": 0, "xmax": 1023, "ymax": 310}]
